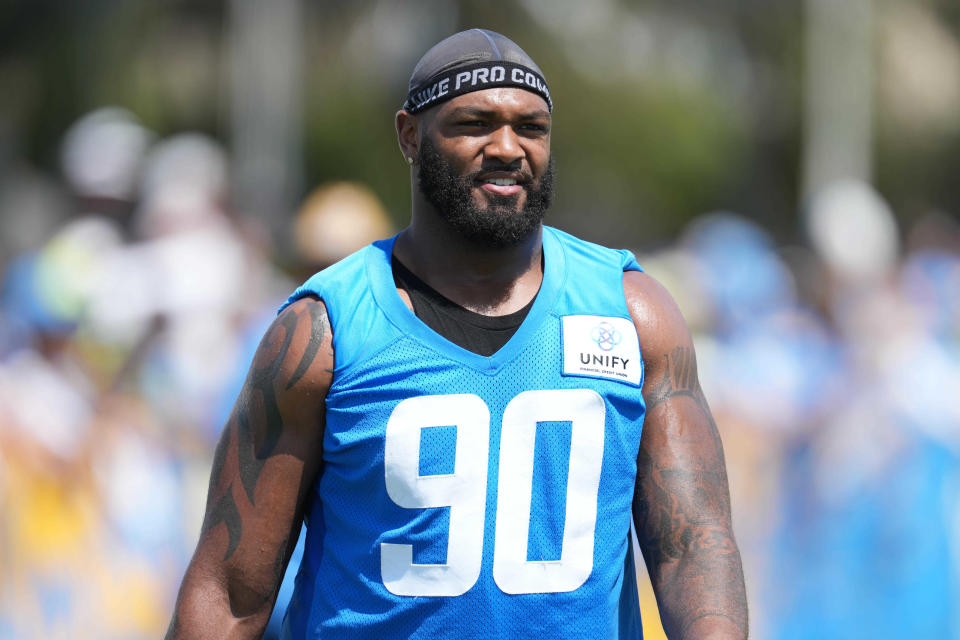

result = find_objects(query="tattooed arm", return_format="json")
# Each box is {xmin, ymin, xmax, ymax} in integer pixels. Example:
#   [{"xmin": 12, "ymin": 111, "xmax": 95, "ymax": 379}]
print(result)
[
  {"xmin": 166, "ymin": 297, "xmax": 334, "ymax": 639},
  {"xmin": 624, "ymin": 271, "xmax": 748, "ymax": 640}
]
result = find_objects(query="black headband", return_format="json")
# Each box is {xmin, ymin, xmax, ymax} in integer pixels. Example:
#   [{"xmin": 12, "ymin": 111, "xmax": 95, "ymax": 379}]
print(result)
[
  {"xmin": 404, "ymin": 60, "xmax": 552, "ymax": 113},
  {"xmin": 403, "ymin": 29, "xmax": 553, "ymax": 115}
]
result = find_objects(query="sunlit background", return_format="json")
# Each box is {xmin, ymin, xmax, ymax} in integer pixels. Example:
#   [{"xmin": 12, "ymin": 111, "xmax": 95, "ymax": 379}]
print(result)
[{"xmin": 1, "ymin": 1, "xmax": 959, "ymax": 638}]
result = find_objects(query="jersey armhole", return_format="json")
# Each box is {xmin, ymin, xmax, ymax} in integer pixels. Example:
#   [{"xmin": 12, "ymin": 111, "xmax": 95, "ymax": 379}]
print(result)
[
  {"xmin": 620, "ymin": 261, "xmax": 647, "ymax": 392},
  {"xmin": 620, "ymin": 249, "xmax": 644, "ymax": 274}
]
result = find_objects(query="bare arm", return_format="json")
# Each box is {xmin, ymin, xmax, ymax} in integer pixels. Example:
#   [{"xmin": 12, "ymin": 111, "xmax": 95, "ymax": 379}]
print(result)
[
  {"xmin": 166, "ymin": 296, "xmax": 333, "ymax": 639},
  {"xmin": 625, "ymin": 271, "xmax": 748, "ymax": 640}
]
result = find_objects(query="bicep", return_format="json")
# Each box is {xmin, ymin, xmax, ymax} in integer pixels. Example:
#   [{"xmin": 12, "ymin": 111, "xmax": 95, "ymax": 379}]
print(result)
[
  {"xmin": 632, "ymin": 350, "xmax": 735, "ymax": 573},
  {"xmin": 624, "ymin": 273, "xmax": 734, "ymax": 569},
  {"xmin": 624, "ymin": 271, "xmax": 748, "ymax": 638},
  {"xmin": 191, "ymin": 296, "xmax": 333, "ymax": 616}
]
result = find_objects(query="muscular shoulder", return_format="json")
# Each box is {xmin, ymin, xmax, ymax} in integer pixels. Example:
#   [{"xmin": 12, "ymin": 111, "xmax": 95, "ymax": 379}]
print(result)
[
  {"xmin": 622, "ymin": 270, "xmax": 693, "ymax": 371},
  {"xmin": 249, "ymin": 296, "xmax": 335, "ymax": 426}
]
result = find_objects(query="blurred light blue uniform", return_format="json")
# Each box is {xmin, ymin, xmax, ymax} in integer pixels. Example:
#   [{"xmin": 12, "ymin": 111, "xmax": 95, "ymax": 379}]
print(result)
[{"xmin": 775, "ymin": 429, "xmax": 957, "ymax": 639}]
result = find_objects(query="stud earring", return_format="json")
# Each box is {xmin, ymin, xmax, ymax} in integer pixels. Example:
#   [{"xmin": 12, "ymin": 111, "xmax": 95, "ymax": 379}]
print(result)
[{"xmin": 406, "ymin": 156, "xmax": 414, "ymax": 165}]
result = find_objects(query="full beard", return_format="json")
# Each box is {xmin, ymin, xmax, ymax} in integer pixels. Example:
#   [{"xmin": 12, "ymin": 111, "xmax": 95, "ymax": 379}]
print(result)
[{"xmin": 417, "ymin": 136, "xmax": 555, "ymax": 249}]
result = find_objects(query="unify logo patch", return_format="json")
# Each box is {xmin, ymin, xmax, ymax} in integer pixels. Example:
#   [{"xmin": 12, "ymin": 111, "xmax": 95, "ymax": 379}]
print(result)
[{"xmin": 561, "ymin": 315, "xmax": 641, "ymax": 386}]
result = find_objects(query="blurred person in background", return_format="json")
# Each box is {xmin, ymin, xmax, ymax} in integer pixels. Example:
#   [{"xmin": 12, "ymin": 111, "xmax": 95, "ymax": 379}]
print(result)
[
  {"xmin": 0, "ymin": 106, "xmax": 293, "ymax": 637},
  {"xmin": 765, "ymin": 183, "xmax": 960, "ymax": 639},
  {"xmin": 168, "ymin": 29, "xmax": 747, "ymax": 640},
  {"xmin": 0, "ymin": 108, "xmax": 165, "ymax": 637}
]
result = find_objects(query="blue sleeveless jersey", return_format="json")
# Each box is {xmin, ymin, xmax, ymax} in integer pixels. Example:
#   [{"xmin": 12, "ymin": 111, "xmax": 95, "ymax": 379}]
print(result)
[{"xmin": 279, "ymin": 227, "xmax": 646, "ymax": 639}]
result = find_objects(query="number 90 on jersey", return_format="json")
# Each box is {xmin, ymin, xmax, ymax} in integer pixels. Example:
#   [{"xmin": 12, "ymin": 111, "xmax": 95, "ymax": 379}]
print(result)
[{"xmin": 381, "ymin": 389, "xmax": 606, "ymax": 597}]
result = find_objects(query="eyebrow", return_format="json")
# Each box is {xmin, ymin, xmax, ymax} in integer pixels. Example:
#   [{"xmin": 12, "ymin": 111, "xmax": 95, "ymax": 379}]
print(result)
[{"xmin": 447, "ymin": 107, "xmax": 551, "ymax": 121}]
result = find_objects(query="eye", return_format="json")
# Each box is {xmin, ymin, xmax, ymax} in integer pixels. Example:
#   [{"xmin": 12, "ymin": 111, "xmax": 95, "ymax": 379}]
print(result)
[{"xmin": 517, "ymin": 123, "xmax": 549, "ymax": 135}]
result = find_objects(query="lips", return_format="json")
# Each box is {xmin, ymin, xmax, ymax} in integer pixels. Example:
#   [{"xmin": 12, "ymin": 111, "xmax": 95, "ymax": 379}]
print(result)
[{"xmin": 476, "ymin": 172, "xmax": 527, "ymax": 197}]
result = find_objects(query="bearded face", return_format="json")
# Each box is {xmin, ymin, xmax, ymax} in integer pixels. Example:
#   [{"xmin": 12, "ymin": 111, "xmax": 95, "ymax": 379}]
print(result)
[{"xmin": 417, "ymin": 134, "xmax": 555, "ymax": 249}]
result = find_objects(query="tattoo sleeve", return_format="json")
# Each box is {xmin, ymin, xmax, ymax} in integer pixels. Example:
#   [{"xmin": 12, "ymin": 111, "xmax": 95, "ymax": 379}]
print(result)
[
  {"xmin": 634, "ymin": 346, "xmax": 748, "ymax": 639},
  {"xmin": 168, "ymin": 298, "xmax": 332, "ymax": 638}
]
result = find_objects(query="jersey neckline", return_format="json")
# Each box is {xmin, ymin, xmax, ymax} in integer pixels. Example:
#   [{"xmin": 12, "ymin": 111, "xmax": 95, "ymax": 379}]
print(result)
[{"xmin": 366, "ymin": 226, "xmax": 566, "ymax": 374}]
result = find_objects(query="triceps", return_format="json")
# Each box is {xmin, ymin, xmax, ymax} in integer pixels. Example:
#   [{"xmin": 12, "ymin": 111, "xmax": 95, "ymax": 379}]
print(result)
[
  {"xmin": 201, "ymin": 427, "xmax": 243, "ymax": 560},
  {"xmin": 197, "ymin": 407, "xmax": 302, "ymax": 617},
  {"xmin": 197, "ymin": 299, "xmax": 329, "ymax": 592}
]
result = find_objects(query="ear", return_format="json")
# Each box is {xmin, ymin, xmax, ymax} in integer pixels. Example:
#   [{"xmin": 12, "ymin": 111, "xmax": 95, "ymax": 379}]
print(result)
[{"xmin": 396, "ymin": 110, "xmax": 420, "ymax": 164}]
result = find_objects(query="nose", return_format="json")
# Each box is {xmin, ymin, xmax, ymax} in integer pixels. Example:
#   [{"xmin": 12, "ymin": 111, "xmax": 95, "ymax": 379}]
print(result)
[{"xmin": 484, "ymin": 125, "xmax": 523, "ymax": 166}]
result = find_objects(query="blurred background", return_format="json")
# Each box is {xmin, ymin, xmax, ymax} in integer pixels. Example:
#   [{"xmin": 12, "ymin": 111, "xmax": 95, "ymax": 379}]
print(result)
[{"xmin": 1, "ymin": 0, "xmax": 958, "ymax": 638}]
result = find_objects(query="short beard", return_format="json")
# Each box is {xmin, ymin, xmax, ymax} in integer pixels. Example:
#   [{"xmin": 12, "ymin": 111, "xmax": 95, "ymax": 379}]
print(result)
[{"xmin": 417, "ymin": 136, "xmax": 554, "ymax": 249}]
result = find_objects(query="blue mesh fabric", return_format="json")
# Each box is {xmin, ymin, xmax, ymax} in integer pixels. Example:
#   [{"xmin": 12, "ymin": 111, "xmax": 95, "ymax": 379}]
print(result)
[
  {"xmin": 527, "ymin": 420, "xmax": 572, "ymax": 562},
  {"xmin": 282, "ymin": 227, "xmax": 646, "ymax": 639}
]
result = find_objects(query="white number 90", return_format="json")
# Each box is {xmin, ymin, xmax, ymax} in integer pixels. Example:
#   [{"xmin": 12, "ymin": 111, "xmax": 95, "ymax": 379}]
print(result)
[{"xmin": 381, "ymin": 389, "xmax": 605, "ymax": 597}]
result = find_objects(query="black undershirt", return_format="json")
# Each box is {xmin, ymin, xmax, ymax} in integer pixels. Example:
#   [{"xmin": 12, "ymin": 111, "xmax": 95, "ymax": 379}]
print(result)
[{"xmin": 391, "ymin": 256, "xmax": 535, "ymax": 357}]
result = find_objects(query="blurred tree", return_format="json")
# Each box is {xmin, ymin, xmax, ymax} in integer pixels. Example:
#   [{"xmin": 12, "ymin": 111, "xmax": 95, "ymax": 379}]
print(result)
[{"xmin": 1, "ymin": 0, "xmax": 958, "ymax": 250}]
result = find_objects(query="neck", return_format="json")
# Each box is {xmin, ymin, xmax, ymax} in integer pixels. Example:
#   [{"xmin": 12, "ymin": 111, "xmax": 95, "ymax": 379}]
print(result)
[{"xmin": 393, "ymin": 210, "xmax": 544, "ymax": 316}]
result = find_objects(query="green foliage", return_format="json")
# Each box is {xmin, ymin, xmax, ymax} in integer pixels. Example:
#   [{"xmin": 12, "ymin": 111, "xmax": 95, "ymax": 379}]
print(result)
[
  {"xmin": 303, "ymin": 86, "xmax": 411, "ymax": 229},
  {"xmin": 3, "ymin": 0, "xmax": 959, "ymax": 249},
  {"xmin": 549, "ymin": 78, "xmax": 747, "ymax": 246}
]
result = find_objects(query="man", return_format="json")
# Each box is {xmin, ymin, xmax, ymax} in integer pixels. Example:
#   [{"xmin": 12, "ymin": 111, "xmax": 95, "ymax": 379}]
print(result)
[{"xmin": 168, "ymin": 29, "xmax": 748, "ymax": 639}]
